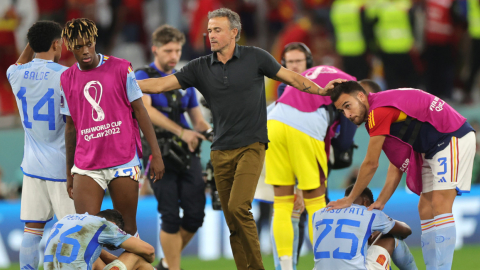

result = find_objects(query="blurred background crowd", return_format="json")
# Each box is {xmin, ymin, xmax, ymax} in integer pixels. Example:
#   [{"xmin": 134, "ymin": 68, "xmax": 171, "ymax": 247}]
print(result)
[{"xmin": 2, "ymin": 0, "xmax": 480, "ymax": 199}]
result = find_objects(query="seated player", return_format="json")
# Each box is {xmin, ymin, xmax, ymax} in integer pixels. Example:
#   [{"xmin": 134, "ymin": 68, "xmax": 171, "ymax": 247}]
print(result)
[
  {"xmin": 313, "ymin": 186, "xmax": 417, "ymax": 270},
  {"xmin": 44, "ymin": 209, "xmax": 155, "ymax": 270}
]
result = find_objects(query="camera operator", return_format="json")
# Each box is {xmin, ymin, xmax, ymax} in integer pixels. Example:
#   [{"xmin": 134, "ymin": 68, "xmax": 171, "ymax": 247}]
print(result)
[{"xmin": 135, "ymin": 25, "xmax": 211, "ymax": 270}]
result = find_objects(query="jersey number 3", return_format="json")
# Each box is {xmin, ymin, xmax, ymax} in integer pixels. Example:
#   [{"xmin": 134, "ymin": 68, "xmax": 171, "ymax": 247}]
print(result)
[
  {"xmin": 16, "ymin": 87, "xmax": 56, "ymax": 130},
  {"xmin": 44, "ymin": 224, "xmax": 82, "ymax": 263},
  {"xmin": 314, "ymin": 218, "xmax": 360, "ymax": 260}
]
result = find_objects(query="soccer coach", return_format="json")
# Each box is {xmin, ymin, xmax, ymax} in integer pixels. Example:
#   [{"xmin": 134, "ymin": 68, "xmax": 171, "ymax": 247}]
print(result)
[{"xmin": 138, "ymin": 8, "xmax": 342, "ymax": 270}]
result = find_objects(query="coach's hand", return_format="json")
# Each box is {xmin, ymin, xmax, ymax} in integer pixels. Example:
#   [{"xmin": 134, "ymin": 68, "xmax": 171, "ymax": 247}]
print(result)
[
  {"xmin": 150, "ymin": 154, "xmax": 165, "ymax": 182},
  {"xmin": 326, "ymin": 197, "xmax": 353, "ymax": 210},
  {"xmin": 180, "ymin": 129, "xmax": 206, "ymax": 152},
  {"xmin": 66, "ymin": 175, "xmax": 74, "ymax": 200},
  {"xmin": 368, "ymin": 201, "xmax": 385, "ymax": 211}
]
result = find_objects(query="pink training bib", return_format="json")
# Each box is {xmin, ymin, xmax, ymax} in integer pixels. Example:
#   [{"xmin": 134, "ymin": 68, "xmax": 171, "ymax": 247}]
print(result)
[
  {"xmin": 61, "ymin": 56, "xmax": 142, "ymax": 170},
  {"xmin": 367, "ymin": 89, "xmax": 466, "ymax": 195}
]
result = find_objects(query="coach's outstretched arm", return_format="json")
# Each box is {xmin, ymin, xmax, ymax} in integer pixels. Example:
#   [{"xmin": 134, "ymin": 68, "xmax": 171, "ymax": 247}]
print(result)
[
  {"xmin": 137, "ymin": 74, "xmax": 182, "ymax": 94},
  {"xmin": 65, "ymin": 116, "xmax": 76, "ymax": 199},
  {"xmin": 327, "ymin": 135, "xmax": 386, "ymax": 210},
  {"xmin": 272, "ymin": 66, "xmax": 347, "ymax": 96}
]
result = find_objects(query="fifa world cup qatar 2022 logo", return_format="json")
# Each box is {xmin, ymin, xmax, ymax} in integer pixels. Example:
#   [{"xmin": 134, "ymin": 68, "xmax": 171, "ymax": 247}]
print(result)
[{"xmin": 84, "ymin": 81, "xmax": 105, "ymax": 121}]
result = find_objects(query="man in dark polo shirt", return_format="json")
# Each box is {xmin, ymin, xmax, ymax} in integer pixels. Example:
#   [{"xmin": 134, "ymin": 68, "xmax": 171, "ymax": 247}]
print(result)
[{"xmin": 138, "ymin": 8, "xmax": 343, "ymax": 270}]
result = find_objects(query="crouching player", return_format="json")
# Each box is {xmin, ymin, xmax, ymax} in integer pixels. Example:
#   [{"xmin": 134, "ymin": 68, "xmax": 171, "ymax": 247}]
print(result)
[
  {"xmin": 44, "ymin": 209, "xmax": 155, "ymax": 270},
  {"xmin": 313, "ymin": 186, "xmax": 417, "ymax": 270}
]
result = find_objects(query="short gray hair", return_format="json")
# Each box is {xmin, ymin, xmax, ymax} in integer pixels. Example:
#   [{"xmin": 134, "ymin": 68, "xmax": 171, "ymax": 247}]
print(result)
[{"xmin": 208, "ymin": 8, "xmax": 242, "ymax": 42}]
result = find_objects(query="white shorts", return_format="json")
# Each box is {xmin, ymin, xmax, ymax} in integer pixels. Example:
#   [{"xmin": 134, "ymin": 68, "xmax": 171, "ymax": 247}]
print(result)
[
  {"xmin": 71, "ymin": 165, "xmax": 141, "ymax": 190},
  {"xmin": 20, "ymin": 175, "xmax": 76, "ymax": 223},
  {"xmin": 422, "ymin": 132, "xmax": 475, "ymax": 194},
  {"xmin": 366, "ymin": 245, "xmax": 391, "ymax": 270}
]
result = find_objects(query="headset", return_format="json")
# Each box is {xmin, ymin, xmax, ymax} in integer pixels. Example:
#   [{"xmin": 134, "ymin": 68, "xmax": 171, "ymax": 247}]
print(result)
[{"xmin": 281, "ymin": 42, "xmax": 313, "ymax": 69}]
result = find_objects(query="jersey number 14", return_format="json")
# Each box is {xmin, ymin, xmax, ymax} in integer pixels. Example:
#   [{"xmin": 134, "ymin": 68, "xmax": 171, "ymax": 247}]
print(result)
[{"xmin": 16, "ymin": 87, "xmax": 56, "ymax": 130}]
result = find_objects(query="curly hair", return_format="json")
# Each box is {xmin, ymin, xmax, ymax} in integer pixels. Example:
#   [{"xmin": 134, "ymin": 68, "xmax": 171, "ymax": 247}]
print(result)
[
  {"xmin": 62, "ymin": 18, "xmax": 98, "ymax": 51},
  {"xmin": 27, "ymin": 21, "xmax": 63, "ymax": 53},
  {"xmin": 345, "ymin": 184, "xmax": 375, "ymax": 204}
]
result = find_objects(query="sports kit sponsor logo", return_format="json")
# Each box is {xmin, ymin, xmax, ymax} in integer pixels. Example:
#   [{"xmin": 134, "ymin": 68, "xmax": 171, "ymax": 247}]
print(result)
[
  {"xmin": 376, "ymin": 254, "xmax": 386, "ymax": 265},
  {"xmin": 439, "ymin": 177, "xmax": 447, "ymax": 183},
  {"xmin": 84, "ymin": 81, "xmax": 105, "ymax": 122},
  {"xmin": 436, "ymin": 236, "xmax": 445, "ymax": 243}
]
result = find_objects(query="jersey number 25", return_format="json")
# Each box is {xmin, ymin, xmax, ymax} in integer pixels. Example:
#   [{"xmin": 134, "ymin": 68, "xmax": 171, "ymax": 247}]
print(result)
[{"xmin": 314, "ymin": 218, "xmax": 361, "ymax": 260}]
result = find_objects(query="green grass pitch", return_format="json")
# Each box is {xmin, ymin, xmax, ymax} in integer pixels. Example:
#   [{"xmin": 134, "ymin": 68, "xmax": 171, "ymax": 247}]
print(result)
[{"xmin": 3, "ymin": 245, "xmax": 479, "ymax": 270}]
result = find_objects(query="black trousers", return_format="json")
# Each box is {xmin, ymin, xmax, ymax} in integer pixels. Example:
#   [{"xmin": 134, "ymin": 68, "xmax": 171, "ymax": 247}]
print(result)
[
  {"xmin": 380, "ymin": 52, "xmax": 420, "ymax": 90},
  {"xmin": 343, "ymin": 55, "xmax": 370, "ymax": 81},
  {"xmin": 466, "ymin": 39, "xmax": 480, "ymax": 96},
  {"xmin": 148, "ymin": 156, "xmax": 206, "ymax": 233},
  {"xmin": 424, "ymin": 44, "xmax": 454, "ymax": 100}
]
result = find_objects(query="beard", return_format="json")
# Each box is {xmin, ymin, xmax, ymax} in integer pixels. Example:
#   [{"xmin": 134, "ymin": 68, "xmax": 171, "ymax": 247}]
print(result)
[
  {"xmin": 356, "ymin": 102, "xmax": 368, "ymax": 124},
  {"xmin": 160, "ymin": 61, "xmax": 175, "ymax": 73},
  {"xmin": 350, "ymin": 99, "xmax": 368, "ymax": 125}
]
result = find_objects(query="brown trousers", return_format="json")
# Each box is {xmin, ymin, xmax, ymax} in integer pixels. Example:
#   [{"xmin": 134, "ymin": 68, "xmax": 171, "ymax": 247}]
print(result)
[{"xmin": 210, "ymin": 142, "xmax": 266, "ymax": 270}]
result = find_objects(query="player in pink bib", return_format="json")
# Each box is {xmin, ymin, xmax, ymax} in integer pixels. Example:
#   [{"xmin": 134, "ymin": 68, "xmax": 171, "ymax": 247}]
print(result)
[
  {"xmin": 60, "ymin": 18, "xmax": 165, "ymax": 238},
  {"xmin": 327, "ymin": 81, "xmax": 475, "ymax": 270}
]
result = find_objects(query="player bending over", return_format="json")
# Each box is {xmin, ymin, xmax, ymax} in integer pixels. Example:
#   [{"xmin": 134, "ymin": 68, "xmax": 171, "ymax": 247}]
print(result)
[
  {"xmin": 327, "ymin": 81, "xmax": 475, "ymax": 269},
  {"xmin": 60, "ymin": 18, "xmax": 165, "ymax": 236},
  {"xmin": 7, "ymin": 21, "xmax": 76, "ymax": 270},
  {"xmin": 313, "ymin": 186, "xmax": 417, "ymax": 270},
  {"xmin": 44, "ymin": 209, "xmax": 155, "ymax": 270}
]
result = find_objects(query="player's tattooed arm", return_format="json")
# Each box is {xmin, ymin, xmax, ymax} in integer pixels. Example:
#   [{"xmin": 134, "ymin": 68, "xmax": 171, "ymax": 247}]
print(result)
[{"xmin": 65, "ymin": 116, "xmax": 76, "ymax": 199}]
